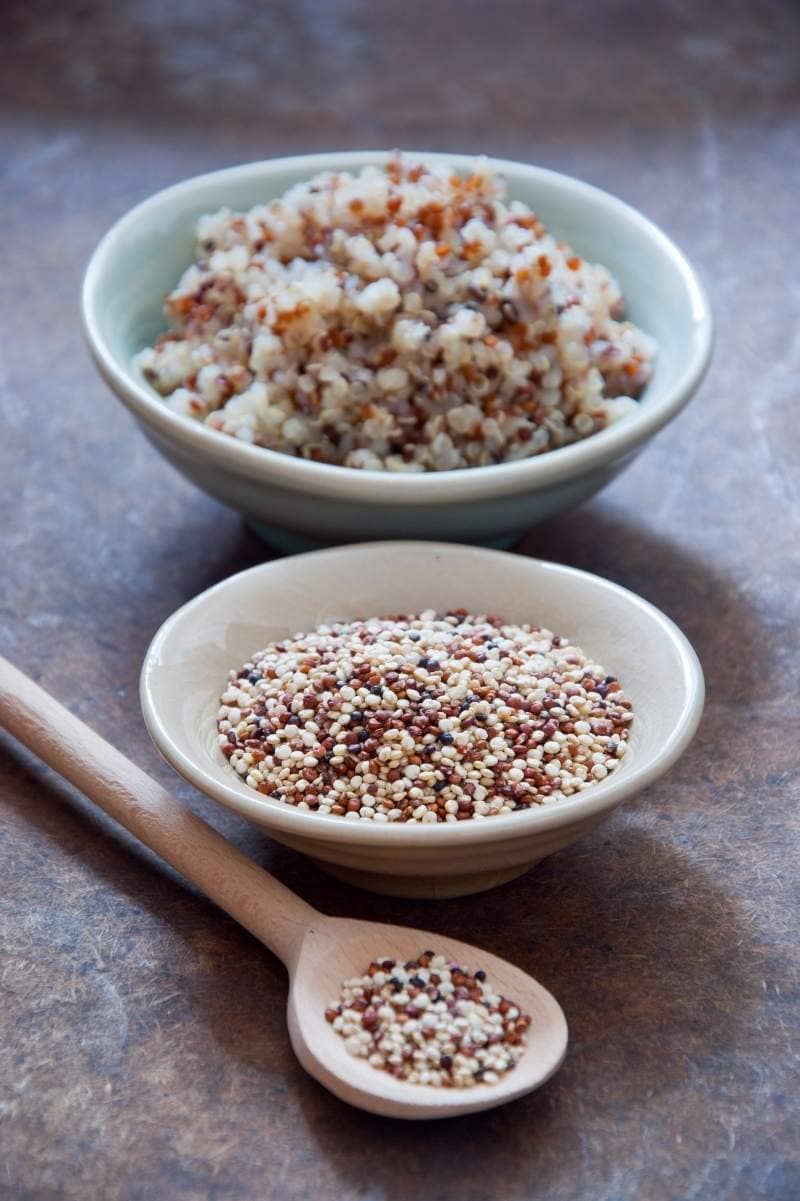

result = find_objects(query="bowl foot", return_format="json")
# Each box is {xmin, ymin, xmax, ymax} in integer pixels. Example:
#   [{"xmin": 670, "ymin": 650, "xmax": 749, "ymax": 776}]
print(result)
[
  {"xmin": 246, "ymin": 519, "xmax": 518, "ymax": 555},
  {"xmin": 311, "ymin": 859, "xmax": 534, "ymax": 898}
]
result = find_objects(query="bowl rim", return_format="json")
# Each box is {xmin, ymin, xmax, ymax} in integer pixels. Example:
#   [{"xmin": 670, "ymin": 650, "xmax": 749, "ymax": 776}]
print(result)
[
  {"xmin": 140, "ymin": 541, "xmax": 705, "ymax": 847},
  {"xmin": 82, "ymin": 150, "xmax": 714, "ymax": 507}
]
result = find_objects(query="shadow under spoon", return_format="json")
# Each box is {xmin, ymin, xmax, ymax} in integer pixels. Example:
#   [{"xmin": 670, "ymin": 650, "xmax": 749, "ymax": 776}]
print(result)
[{"xmin": 0, "ymin": 656, "xmax": 567, "ymax": 1119}]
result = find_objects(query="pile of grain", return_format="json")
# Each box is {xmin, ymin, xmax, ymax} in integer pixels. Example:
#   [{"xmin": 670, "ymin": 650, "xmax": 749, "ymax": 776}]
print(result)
[{"xmin": 138, "ymin": 156, "xmax": 655, "ymax": 471}]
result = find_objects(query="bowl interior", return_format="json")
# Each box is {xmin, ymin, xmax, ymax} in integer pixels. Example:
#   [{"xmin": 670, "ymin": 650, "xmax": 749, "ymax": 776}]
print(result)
[
  {"xmin": 140, "ymin": 543, "xmax": 703, "ymax": 842},
  {"xmin": 89, "ymin": 152, "xmax": 707, "ymax": 425}
]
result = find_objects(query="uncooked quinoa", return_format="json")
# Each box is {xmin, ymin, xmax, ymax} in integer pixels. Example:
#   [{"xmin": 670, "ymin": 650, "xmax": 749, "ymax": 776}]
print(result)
[
  {"xmin": 217, "ymin": 611, "xmax": 632, "ymax": 821},
  {"xmin": 326, "ymin": 950, "xmax": 530, "ymax": 1087},
  {"xmin": 137, "ymin": 155, "xmax": 656, "ymax": 471}
]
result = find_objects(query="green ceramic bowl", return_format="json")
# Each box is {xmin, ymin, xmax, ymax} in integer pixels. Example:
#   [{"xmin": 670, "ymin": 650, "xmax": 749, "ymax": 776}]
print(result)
[{"xmin": 82, "ymin": 152, "xmax": 713, "ymax": 550}]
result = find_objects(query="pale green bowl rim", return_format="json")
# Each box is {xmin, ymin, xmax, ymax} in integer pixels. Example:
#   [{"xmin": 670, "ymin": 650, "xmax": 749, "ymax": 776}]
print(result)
[{"xmin": 82, "ymin": 150, "xmax": 713, "ymax": 506}]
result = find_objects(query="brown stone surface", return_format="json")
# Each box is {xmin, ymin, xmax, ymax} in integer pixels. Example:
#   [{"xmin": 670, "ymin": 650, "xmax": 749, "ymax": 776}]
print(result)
[{"xmin": 1, "ymin": 2, "xmax": 799, "ymax": 1198}]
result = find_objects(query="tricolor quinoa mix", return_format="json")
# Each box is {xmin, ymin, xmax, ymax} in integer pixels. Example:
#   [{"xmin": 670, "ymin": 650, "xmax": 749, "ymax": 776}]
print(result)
[
  {"xmin": 326, "ymin": 950, "xmax": 531, "ymax": 1087},
  {"xmin": 217, "ymin": 611, "xmax": 632, "ymax": 821},
  {"xmin": 137, "ymin": 156, "xmax": 655, "ymax": 471}
]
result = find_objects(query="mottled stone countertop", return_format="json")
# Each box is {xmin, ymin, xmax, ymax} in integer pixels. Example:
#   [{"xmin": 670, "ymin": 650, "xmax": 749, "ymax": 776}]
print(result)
[{"xmin": 1, "ymin": 2, "xmax": 798, "ymax": 1199}]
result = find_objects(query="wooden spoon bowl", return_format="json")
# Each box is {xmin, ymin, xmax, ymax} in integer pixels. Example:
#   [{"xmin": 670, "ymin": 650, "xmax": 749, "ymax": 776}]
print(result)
[{"xmin": 288, "ymin": 919, "xmax": 566, "ymax": 1119}]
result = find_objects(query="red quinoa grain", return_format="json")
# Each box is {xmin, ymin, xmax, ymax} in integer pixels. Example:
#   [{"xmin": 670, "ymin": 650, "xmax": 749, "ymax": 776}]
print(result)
[
  {"xmin": 137, "ymin": 156, "xmax": 655, "ymax": 471},
  {"xmin": 329, "ymin": 951, "xmax": 531, "ymax": 1088},
  {"xmin": 217, "ymin": 612, "xmax": 632, "ymax": 821}
]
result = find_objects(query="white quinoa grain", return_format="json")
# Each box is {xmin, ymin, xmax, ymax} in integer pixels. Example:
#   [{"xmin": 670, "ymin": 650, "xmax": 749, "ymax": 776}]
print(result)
[
  {"xmin": 325, "ymin": 950, "xmax": 531, "ymax": 1088},
  {"xmin": 137, "ymin": 155, "xmax": 655, "ymax": 471},
  {"xmin": 218, "ymin": 611, "xmax": 632, "ymax": 820}
]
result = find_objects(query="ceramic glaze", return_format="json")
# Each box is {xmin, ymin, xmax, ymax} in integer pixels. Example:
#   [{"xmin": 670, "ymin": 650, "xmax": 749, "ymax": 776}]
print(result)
[
  {"xmin": 82, "ymin": 153, "xmax": 713, "ymax": 548},
  {"xmin": 140, "ymin": 542, "xmax": 705, "ymax": 896}
]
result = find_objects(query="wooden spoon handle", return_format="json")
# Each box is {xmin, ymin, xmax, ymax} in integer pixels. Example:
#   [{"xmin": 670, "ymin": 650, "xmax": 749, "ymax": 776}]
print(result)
[{"xmin": 0, "ymin": 656, "xmax": 317, "ymax": 966}]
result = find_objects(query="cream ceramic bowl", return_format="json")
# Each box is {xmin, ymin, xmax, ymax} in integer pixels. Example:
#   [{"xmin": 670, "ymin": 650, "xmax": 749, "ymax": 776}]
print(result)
[
  {"xmin": 140, "ymin": 543, "xmax": 703, "ymax": 897},
  {"xmin": 83, "ymin": 151, "xmax": 712, "ymax": 551}
]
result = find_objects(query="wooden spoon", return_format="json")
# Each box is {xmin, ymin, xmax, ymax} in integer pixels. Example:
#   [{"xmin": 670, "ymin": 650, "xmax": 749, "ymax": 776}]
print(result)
[{"xmin": 0, "ymin": 657, "xmax": 567, "ymax": 1119}]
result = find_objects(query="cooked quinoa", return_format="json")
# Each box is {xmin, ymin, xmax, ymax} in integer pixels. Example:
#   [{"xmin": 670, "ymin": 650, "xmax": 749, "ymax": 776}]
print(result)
[
  {"xmin": 217, "ymin": 611, "xmax": 633, "ymax": 821},
  {"xmin": 326, "ymin": 950, "xmax": 531, "ymax": 1087},
  {"xmin": 137, "ymin": 155, "xmax": 656, "ymax": 471}
]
